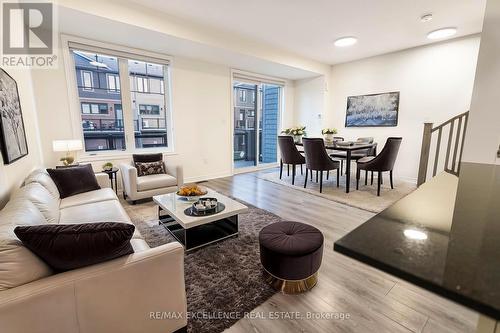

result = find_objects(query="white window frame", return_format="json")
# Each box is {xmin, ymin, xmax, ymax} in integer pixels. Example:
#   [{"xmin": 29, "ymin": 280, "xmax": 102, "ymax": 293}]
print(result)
[
  {"xmin": 230, "ymin": 69, "xmax": 287, "ymax": 175},
  {"xmin": 106, "ymin": 73, "xmax": 120, "ymax": 93},
  {"xmin": 239, "ymin": 89, "xmax": 246, "ymax": 102},
  {"xmin": 81, "ymin": 70, "xmax": 93, "ymax": 91},
  {"xmin": 136, "ymin": 76, "xmax": 149, "ymax": 93},
  {"xmin": 61, "ymin": 35, "xmax": 175, "ymax": 161},
  {"xmin": 81, "ymin": 103, "xmax": 90, "ymax": 114}
]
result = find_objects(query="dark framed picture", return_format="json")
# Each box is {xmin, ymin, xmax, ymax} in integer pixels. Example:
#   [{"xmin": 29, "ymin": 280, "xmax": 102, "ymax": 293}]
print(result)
[
  {"xmin": 345, "ymin": 91, "xmax": 400, "ymax": 127},
  {"xmin": 0, "ymin": 68, "xmax": 28, "ymax": 164}
]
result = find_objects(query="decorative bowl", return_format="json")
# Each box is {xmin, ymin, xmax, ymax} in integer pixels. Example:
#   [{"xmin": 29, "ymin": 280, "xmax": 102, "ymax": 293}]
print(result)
[{"xmin": 176, "ymin": 185, "xmax": 208, "ymax": 201}]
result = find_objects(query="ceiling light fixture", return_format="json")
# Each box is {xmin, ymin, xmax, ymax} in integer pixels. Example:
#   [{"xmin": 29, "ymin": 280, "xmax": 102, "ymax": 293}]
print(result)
[
  {"xmin": 420, "ymin": 14, "xmax": 433, "ymax": 22},
  {"xmin": 404, "ymin": 229, "xmax": 428, "ymax": 240},
  {"xmin": 334, "ymin": 36, "xmax": 357, "ymax": 47},
  {"xmin": 427, "ymin": 27, "xmax": 457, "ymax": 40}
]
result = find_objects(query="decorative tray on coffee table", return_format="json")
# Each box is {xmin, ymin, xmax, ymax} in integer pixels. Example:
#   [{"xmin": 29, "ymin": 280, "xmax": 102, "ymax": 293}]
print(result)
[{"xmin": 184, "ymin": 197, "xmax": 226, "ymax": 216}]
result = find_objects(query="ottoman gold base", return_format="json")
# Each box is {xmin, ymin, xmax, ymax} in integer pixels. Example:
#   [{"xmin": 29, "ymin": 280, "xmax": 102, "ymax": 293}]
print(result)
[{"xmin": 263, "ymin": 270, "xmax": 318, "ymax": 294}]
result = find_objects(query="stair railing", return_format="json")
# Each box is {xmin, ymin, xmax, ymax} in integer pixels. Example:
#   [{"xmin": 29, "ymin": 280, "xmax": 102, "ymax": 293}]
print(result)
[{"xmin": 417, "ymin": 111, "xmax": 469, "ymax": 186}]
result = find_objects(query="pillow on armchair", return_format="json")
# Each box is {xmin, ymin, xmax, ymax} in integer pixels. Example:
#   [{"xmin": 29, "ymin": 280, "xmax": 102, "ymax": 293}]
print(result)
[
  {"xmin": 133, "ymin": 153, "xmax": 166, "ymax": 177},
  {"xmin": 135, "ymin": 161, "xmax": 166, "ymax": 177}
]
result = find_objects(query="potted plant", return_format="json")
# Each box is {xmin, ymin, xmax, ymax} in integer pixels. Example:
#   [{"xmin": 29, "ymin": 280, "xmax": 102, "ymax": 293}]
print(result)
[
  {"xmin": 282, "ymin": 126, "xmax": 306, "ymax": 143},
  {"xmin": 322, "ymin": 128, "xmax": 338, "ymax": 143},
  {"xmin": 102, "ymin": 162, "xmax": 113, "ymax": 171}
]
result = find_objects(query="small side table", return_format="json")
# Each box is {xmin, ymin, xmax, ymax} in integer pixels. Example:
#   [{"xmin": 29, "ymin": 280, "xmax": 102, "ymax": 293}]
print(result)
[{"xmin": 100, "ymin": 167, "xmax": 119, "ymax": 194}]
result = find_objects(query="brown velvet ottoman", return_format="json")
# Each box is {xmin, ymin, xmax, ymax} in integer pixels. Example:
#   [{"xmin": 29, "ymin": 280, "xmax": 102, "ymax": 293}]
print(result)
[{"xmin": 259, "ymin": 221, "xmax": 324, "ymax": 294}]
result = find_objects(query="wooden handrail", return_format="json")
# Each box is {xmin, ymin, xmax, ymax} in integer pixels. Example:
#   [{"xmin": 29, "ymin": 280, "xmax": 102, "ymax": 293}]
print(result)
[
  {"xmin": 417, "ymin": 111, "xmax": 469, "ymax": 186},
  {"xmin": 430, "ymin": 111, "xmax": 469, "ymax": 133}
]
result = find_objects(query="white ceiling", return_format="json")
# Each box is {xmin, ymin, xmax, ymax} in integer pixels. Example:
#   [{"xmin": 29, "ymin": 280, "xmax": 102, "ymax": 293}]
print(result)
[
  {"xmin": 129, "ymin": 0, "xmax": 486, "ymax": 64},
  {"xmin": 58, "ymin": 7, "xmax": 320, "ymax": 80}
]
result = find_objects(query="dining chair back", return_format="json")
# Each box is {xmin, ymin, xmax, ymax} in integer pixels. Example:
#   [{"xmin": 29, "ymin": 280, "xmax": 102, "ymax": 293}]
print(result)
[
  {"xmin": 303, "ymin": 138, "xmax": 337, "ymax": 171},
  {"xmin": 278, "ymin": 136, "xmax": 305, "ymax": 165},
  {"xmin": 302, "ymin": 138, "xmax": 340, "ymax": 193},
  {"xmin": 278, "ymin": 135, "xmax": 306, "ymax": 185},
  {"xmin": 361, "ymin": 137, "xmax": 402, "ymax": 172},
  {"xmin": 356, "ymin": 137, "xmax": 403, "ymax": 196}
]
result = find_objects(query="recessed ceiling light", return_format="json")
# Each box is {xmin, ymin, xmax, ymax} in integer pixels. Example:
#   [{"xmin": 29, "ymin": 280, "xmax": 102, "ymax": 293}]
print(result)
[
  {"xmin": 427, "ymin": 27, "xmax": 457, "ymax": 40},
  {"xmin": 334, "ymin": 37, "xmax": 357, "ymax": 47},
  {"xmin": 404, "ymin": 229, "xmax": 428, "ymax": 240},
  {"xmin": 420, "ymin": 14, "xmax": 433, "ymax": 22}
]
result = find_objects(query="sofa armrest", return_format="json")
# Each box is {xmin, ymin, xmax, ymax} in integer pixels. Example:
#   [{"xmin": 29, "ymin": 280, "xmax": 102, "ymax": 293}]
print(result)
[
  {"xmin": 165, "ymin": 164, "xmax": 183, "ymax": 187},
  {"xmin": 120, "ymin": 163, "xmax": 138, "ymax": 196},
  {"xmin": 95, "ymin": 172, "xmax": 111, "ymax": 188},
  {"xmin": 0, "ymin": 242, "xmax": 187, "ymax": 333}
]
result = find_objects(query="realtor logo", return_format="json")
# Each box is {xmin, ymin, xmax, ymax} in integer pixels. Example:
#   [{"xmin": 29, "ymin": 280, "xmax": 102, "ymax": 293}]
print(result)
[{"xmin": 1, "ymin": 1, "xmax": 58, "ymax": 68}]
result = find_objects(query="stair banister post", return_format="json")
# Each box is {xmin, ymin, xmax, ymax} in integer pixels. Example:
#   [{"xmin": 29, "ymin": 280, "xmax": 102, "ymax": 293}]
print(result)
[{"xmin": 417, "ymin": 122, "xmax": 434, "ymax": 186}]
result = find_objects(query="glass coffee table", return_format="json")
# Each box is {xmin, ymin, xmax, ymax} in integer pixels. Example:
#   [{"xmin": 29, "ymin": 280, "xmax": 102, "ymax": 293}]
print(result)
[{"xmin": 153, "ymin": 188, "xmax": 248, "ymax": 251}]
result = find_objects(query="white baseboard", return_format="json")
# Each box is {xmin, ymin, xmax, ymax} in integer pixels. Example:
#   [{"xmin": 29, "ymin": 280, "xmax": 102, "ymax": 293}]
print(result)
[
  {"xmin": 184, "ymin": 171, "xmax": 232, "ymax": 183},
  {"xmin": 397, "ymin": 176, "xmax": 417, "ymax": 185}
]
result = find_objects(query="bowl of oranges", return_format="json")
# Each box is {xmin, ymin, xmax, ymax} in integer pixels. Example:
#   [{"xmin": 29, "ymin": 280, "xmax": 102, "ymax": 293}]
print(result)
[{"xmin": 176, "ymin": 184, "xmax": 208, "ymax": 201}]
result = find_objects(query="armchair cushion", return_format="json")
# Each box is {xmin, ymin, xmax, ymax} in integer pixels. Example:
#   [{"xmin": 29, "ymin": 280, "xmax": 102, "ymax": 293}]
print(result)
[
  {"xmin": 132, "ymin": 153, "xmax": 162, "ymax": 163},
  {"xmin": 14, "ymin": 222, "xmax": 135, "ymax": 272},
  {"xmin": 136, "ymin": 173, "xmax": 177, "ymax": 191}
]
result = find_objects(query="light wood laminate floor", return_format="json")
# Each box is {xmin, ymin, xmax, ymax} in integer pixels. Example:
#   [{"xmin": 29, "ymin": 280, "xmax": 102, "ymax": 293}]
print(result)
[{"xmin": 202, "ymin": 169, "xmax": 478, "ymax": 333}]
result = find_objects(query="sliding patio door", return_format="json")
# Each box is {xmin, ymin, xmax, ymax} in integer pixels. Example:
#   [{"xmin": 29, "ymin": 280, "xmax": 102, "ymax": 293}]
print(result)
[{"xmin": 233, "ymin": 77, "xmax": 282, "ymax": 171}]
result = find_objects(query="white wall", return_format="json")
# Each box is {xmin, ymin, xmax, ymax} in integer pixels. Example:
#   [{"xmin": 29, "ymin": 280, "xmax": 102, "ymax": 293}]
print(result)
[
  {"xmin": 294, "ymin": 76, "xmax": 327, "ymax": 137},
  {"xmin": 0, "ymin": 69, "xmax": 43, "ymax": 208},
  {"xmin": 31, "ymin": 38, "xmax": 296, "ymax": 183},
  {"xmin": 169, "ymin": 57, "xmax": 232, "ymax": 181},
  {"xmin": 325, "ymin": 36, "xmax": 480, "ymax": 182},
  {"xmin": 463, "ymin": 0, "xmax": 500, "ymax": 165}
]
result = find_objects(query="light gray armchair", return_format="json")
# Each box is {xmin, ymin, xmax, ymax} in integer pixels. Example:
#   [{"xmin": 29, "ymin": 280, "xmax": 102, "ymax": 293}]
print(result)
[{"xmin": 120, "ymin": 160, "xmax": 183, "ymax": 204}]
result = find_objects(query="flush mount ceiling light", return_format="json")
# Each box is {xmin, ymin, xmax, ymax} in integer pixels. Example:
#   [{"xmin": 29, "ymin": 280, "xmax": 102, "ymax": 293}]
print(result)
[
  {"xmin": 420, "ymin": 14, "xmax": 433, "ymax": 22},
  {"xmin": 403, "ymin": 229, "xmax": 428, "ymax": 240},
  {"xmin": 334, "ymin": 37, "xmax": 357, "ymax": 47},
  {"xmin": 427, "ymin": 27, "xmax": 457, "ymax": 40}
]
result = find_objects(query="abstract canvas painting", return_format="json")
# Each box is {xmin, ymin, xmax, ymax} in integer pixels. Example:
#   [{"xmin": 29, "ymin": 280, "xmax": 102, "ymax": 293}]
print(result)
[
  {"xmin": 0, "ymin": 69, "xmax": 28, "ymax": 164},
  {"xmin": 345, "ymin": 91, "xmax": 400, "ymax": 127}
]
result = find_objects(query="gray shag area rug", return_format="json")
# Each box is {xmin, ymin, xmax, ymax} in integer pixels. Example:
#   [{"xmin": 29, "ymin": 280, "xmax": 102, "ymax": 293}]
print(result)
[{"xmin": 124, "ymin": 198, "xmax": 281, "ymax": 333}]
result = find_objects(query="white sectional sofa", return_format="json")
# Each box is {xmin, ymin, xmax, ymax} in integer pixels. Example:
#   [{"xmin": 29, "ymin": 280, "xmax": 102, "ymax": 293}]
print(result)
[{"xmin": 0, "ymin": 169, "xmax": 187, "ymax": 333}]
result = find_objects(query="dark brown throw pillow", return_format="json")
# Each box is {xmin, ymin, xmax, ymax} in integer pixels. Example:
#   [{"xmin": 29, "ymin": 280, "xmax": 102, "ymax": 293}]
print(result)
[
  {"xmin": 46, "ymin": 164, "xmax": 100, "ymax": 198},
  {"xmin": 14, "ymin": 222, "xmax": 135, "ymax": 271},
  {"xmin": 132, "ymin": 153, "xmax": 163, "ymax": 163},
  {"xmin": 135, "ymin": 161, "xmax": 166, "ymax": 177}
]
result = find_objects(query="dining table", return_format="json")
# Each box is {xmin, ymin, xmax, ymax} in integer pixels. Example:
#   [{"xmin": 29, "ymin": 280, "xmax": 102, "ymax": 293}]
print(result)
[{"xmin": 296, "ymin": 140, "xmax": 377, "ymax": 193}]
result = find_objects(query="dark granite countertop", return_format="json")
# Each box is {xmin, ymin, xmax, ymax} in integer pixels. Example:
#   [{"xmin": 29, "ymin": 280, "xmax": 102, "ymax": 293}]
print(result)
[{"xmin": 334, "ymin": 162, "xmax": 500, "ymax": 319}]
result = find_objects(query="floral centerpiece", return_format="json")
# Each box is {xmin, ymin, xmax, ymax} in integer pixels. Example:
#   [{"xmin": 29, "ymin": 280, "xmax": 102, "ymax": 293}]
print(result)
[
  {"xmin": 282, "ymin": 126, "xmax": 306, "ymax": 143},
  {"xmin": 321, "ymin": 128, "xmax": 338, "ymax": 142}
]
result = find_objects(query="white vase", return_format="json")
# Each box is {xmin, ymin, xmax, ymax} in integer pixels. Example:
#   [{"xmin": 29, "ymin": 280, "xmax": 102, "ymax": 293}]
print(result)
[
  {"xmin": 293, "ymin": 135, "xmax": 302, "ymax": 143},
  {"xmin": 324, "ymin": 133, "xmax": 334, "ymax": 142}
]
